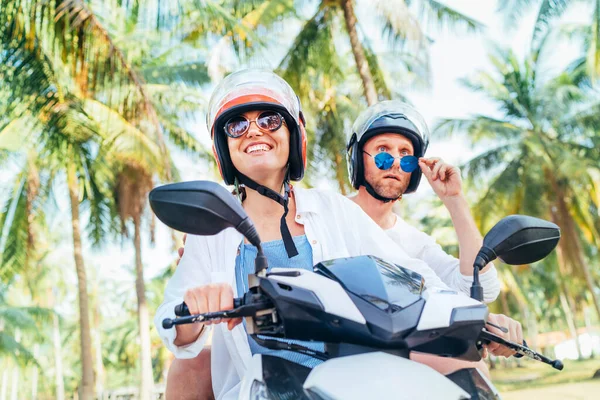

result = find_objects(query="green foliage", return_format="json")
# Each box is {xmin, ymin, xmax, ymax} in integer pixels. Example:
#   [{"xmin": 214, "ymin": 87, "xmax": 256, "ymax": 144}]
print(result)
[
  {"xmin": 434, "ymin": 41, "xmax": 600, "ymax": 337},
  {"xmin": 2, "ymin": 0, "xmax": 600, "ymax": 397},
  {"xmin": 277, "ymin": 0, "xmax": 482, "ymax": 191}
]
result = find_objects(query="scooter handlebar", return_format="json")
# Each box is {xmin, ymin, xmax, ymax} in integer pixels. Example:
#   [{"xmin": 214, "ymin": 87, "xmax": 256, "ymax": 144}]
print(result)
[
  {"xmin": 174, "ymin": 299, "xmax": 243, "ymax": 317},
  {"xmin": 479, "ymin": 330, "xmax": 563, "ymax": 370}
]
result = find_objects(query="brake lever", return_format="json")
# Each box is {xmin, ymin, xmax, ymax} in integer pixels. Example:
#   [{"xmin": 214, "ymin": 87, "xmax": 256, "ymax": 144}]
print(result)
[
  {"xmin": 485, "ymin": 321, "xmax": 508, "ymax": 333},
  {"xmin": 479, "ymin": 329, "xmax": 563, "ymax": 370},
  {"xmin": 162, "ymin": 300, "xmax": 272, "ymax": 329},
  {"xmin": 175, "ymin": 299, "xmax": 243, "ymax": 317}
]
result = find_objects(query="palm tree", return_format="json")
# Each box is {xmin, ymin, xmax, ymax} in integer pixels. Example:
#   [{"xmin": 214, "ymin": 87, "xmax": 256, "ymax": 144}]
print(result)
[
  {"xmin": 272, "ymin": 0, "xmax": 481, "ymax": 192},
  {"xmin": 1, "ymin": 1, "xmax": 216, "ymax": 397},
  {"xmin": 0, "ymin": 36, "xmax": 112, "ymax": 400},
  {"xmin": 96, "ymin": 11, "xmax": 215, "ymax": 395},
  {"xmin": 296, "ymin": 0, "xmax": 482, "ymax": 106},
  {"xmin": 434, "ymin": 45, "xmax": 600, "ymax": 334},
  {"xmin": 499, "ymin": 0, "xmax": 600, "ymax": 81}
]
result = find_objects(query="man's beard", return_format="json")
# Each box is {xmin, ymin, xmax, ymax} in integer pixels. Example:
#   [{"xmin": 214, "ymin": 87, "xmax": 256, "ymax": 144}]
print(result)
[{"xmin": 365, "ymin": 173, "xmax": 407, "ymax": 200}]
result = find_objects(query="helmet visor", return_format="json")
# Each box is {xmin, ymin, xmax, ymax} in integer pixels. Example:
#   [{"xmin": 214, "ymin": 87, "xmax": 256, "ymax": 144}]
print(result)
[
  {"xmin": 207, "ymin": 69, "xmax": 301, "ymax": 134},
  {"xmin": 352, "ymin": 100, "xmax": 430, "ymax": 151}
]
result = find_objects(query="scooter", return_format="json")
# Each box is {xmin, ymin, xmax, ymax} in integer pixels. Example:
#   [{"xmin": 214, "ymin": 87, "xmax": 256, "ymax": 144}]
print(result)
[{"xmin": 150, "ymin": 180, "xmax": 564, "ymax": 400}]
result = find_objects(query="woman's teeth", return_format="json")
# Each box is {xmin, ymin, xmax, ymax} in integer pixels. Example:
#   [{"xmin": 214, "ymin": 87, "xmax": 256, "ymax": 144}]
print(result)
[{"xmin": 246, "ymin": 144, "xmax": 271, "ymax": 154}]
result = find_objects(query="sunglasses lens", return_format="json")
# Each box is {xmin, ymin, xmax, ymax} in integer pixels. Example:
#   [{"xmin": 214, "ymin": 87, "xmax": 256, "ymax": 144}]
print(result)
[
  {"xmin": 257, "ymin": 111, "xmax": 283, "ymax": 131},
  {"xmin": 400, "ymin": 155, "xmax": 419, "ymax": 173},
  {"xmin": 225, "ymin": 116, "xmax": 249, "ymax": 137},
  {"xmin": 374, "ymin": 152, "xmax": 394, "ymax": 170}
]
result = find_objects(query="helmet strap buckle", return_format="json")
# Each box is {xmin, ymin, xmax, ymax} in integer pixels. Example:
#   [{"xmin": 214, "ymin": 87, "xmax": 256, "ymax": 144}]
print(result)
[{"xmin": 236, "ymin": 173, "xmax": 299, "ymax": 258}]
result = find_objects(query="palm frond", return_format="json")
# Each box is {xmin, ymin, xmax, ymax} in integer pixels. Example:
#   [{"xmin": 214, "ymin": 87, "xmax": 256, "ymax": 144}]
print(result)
[
  {"xmin": 0, "ymin": 117, "xmax": 38, "ymax": 153},
  {"xmin": 158, "ymin": 113, "xmax": 212, "ymax": 160},
  {"xmin": 0, "ymin": 173, "xmax": 29, "ymax": 281},
  {"xmin": 586, "ymin": 0, "xmax": 600, "ymax": 80},
  {"xmin": 0, "ymin": 0, "xmax": 173, "ymax": 169},
  {"xmin": 460, "ymin": 143, "xmax": 519, "ymax": 184},
  {"xmin": 363, "ymin": 44, "xmax": 392, "ymax": 100},
  {"xmin": 471, "ymin": 156, "xmax": 526, "ymax": 230},
  {"xmin": 141, "ymin": 61, "xmax": 211, "ymax": 86},
  {"xmin": 180, "ymin": 0, "xmax": 268, "ymax": 58},
  {"xmin": 497, "ymin": 0, "xmax": 541, "ymax": 27},
  {"xmin": 373, "ymin": 0, "xmax": 428, "ymax": 50},
  {"xmin": 434, "ymin": 116, "xmax": 524, "ymax": 142},
  {"xmin": 419, "ymin": 0, "xmax": 485, "ymax": 33},
  {"xmin": 278, "ymin": 7, "xmax": 343, "ymax": 96},
  {"xmin": 376, "ymin": 50, "xmax": 431, "ymax": 90},
  {"xmin": 531, "ymin": 0, "xmax": 572, "ymax": 52},
  {"xmin": 84, "ymin": 99, "xmax": 164, "ymax": 171},
  {"xmin": 0, "ymin": 331, "xmax": 37, "ymax": 365}
]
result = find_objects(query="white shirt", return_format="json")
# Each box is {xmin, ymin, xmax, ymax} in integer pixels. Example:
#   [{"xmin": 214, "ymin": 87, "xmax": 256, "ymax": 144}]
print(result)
[
  {"xmin": 386, "ymin": 215, "xmax": 500, "ymax": 303},
  {"xmin": 154, "ymin": 188, "xmax": 493, "ymax": 399}
]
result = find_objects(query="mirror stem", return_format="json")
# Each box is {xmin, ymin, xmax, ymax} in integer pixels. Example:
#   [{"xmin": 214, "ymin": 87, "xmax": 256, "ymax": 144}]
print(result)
[
  {"xmin": 470, "ymin": 266, "xmax": 483, "ymax": 302},
  {"xmin": 470, "ymin": 252, "xmax": 492, "ymax": 302},
  {"xmin": 255, "ymin": 246, "xmax": 268, "ymax": 276},
  {"xmin": 237, "ymin": 218, "xmax": 268, "ymax": 275}
]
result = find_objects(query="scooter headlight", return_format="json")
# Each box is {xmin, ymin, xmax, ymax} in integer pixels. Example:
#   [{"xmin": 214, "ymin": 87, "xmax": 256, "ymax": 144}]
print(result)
[
  {"xmin": 249, "ymin": 379, "xmax": 271, "ymax": 400},
  {"xmin": 304, "ymin": 388, "xmax": 333, "ymax": 400}
]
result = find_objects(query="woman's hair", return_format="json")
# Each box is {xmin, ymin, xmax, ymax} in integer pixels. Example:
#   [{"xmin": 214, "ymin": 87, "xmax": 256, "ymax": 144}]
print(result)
[{"xmin": 231, "ymin": 184, "xmax": 247, "ymax": 202}]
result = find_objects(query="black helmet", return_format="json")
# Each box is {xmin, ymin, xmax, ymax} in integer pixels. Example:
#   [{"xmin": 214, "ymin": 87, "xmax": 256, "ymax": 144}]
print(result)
[
  {"xmin": 207, "ymin": 69, "xmax": 307, "ymax": 186},
  {"xmin": 206, "ymin": 69, "xmax": 308, "ymax": 258},
  {"xmin": 347, "ymin": 100, "xmax": 430, "ymax": 196}
]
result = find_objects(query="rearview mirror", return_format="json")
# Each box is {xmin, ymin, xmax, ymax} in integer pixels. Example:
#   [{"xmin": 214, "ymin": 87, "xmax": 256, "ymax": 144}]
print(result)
[
  {"xmin": 470, "ymin": 214, "xmax": 560, "ymax": 301},
  {"xmin": 149, "ymin": 180, "xmax": 261, "ymax": 248},
  {"xmin": 481, "ymin": 215, "xmax": 561, "ymax": 266}
]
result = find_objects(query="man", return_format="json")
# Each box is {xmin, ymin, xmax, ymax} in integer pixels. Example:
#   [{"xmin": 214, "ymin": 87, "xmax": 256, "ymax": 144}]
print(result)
[
  {"xmin": 346, "ymin": 99, "xmax": 518, "ymax": 374},
  {"xmin": 346, "ymin": 100, "xmax": 501, "ymax": 302}
]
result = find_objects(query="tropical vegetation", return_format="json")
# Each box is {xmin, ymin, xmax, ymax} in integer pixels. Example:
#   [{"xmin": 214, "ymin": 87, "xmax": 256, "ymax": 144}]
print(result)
[{"xmin": 1, "ymin": 0, "xmax": 599, "ymax": 398}]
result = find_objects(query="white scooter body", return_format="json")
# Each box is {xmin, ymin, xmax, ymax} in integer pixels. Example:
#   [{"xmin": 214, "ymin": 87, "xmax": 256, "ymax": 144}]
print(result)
[
  {"xmin": 237, "ymin": 268, "xmax": 497, "ymax": 400},
  {"xmin": 239, "ymin": 352, "xmax": 473, "ymax": 400}
]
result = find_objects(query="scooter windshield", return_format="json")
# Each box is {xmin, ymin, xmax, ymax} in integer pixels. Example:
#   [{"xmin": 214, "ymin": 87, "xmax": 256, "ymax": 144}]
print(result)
[{"xmin": 314, "ymin": 255, "xmax": 424, "ymax": 311}]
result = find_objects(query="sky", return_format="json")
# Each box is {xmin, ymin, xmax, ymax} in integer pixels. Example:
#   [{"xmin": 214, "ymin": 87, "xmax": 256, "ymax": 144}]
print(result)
[{"xmin": 3, "ymin": 0, "xmax": 592, "ymax": 314}]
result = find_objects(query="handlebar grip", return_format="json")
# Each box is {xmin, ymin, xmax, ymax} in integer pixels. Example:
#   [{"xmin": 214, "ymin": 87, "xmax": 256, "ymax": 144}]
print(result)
[
  {"xmin": 174, "ymin": 302, "xmax": 190, "ymax": 317},
  {"xmin": 174, "ymin": 298, "xmax": 243, "ymax": 317}
]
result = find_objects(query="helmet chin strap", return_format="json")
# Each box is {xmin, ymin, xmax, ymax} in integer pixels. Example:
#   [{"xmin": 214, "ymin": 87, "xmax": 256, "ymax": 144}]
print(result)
[
  {"xmin": 236, "ymin": 172, "xmax": 299, "ymax": 258},
  {"xmin": 364, "ymin": 181, "xmax": 401, "ymax": 203}
]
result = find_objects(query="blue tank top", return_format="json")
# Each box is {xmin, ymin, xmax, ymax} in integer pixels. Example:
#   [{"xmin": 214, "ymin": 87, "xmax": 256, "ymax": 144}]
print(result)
[{"xmin": 235, "ymin": 235, "xmax": 324, "ymax": 368}]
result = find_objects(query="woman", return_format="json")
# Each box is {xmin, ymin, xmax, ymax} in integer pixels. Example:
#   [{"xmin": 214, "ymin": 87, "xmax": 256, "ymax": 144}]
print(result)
[{"xmin": 155, "ymin": 69, "xmax": 519, "ymax": 399}]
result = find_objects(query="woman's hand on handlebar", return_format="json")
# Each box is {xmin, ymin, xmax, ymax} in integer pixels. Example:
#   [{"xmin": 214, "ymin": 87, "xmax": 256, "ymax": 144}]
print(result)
[
  {"xmin": 184, "ymin": 283, "xmax": 242, "ymax": 330},
  {"xmin": 483, "ymin": 313, "xmax": 523, "ymax": 358},
  {"xmin": 174, "ymin": 283, "xmax": 242, "ymax": 346}
]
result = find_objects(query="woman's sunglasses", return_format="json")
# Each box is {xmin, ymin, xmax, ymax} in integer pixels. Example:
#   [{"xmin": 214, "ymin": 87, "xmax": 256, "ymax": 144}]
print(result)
[
  {"xmin": 364, "ymin": 152, "xmax": 419, "ymax": 173},
  {"xmin": 224, "ymin": 111, "xmax": 285, "ymax": 138}
]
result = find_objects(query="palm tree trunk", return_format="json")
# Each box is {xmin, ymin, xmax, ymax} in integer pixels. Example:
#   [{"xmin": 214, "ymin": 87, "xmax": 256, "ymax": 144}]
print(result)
[
  {"xmin": 67, "ymin": 165, "xmax": 95, "ymax": 400},
  {"xmin": 557, "ymin": 204, "xmax": 600, "ymax": 320},
  {"xmin": 341, "ymin": 0, "xmax": 378, "ymax": 106},
  {"xmin": 53, "ymin": 312, "xmax": 65, "ymax": 400},
  {"xmin": 559, "ymin": 284, "xmax": 582, "ymax": 359},
  {"xmin": 522, "ymin": 304, "xmax": 539, "ymax": 352},
  {"xmin": 91, "ymin": 281, "xmax": 104, "ymax": 398},
  {"xmin": 551, "ymin": 181, "xmax": 600, "ymax": 321},
  {"xmin": 9, "ymin": 368, "xmax": 18, "ymax": 400},
  {"xmin": 31, "ymin": 344, "xmax": 39, "ymax": 400},
  {"xmin": 1, "ymin": 368, "xmax": 7, "ymax": 400},
  {"xmin": 94, "ymin": 308, "xmax": 104, "ymax": 400},
  {"xmin": 25, "ymin": 155, "xmax": 39, "ymax": 268},
  {"xmin": 134, "ymin": 215, "xmax": 154, "ymax": 400}
]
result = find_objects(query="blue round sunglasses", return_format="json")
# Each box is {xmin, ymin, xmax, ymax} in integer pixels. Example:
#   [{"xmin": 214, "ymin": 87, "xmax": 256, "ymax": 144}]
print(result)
[{"xmin": 363, "ymin": 152, "xmax": 419, "ymax": 173}]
